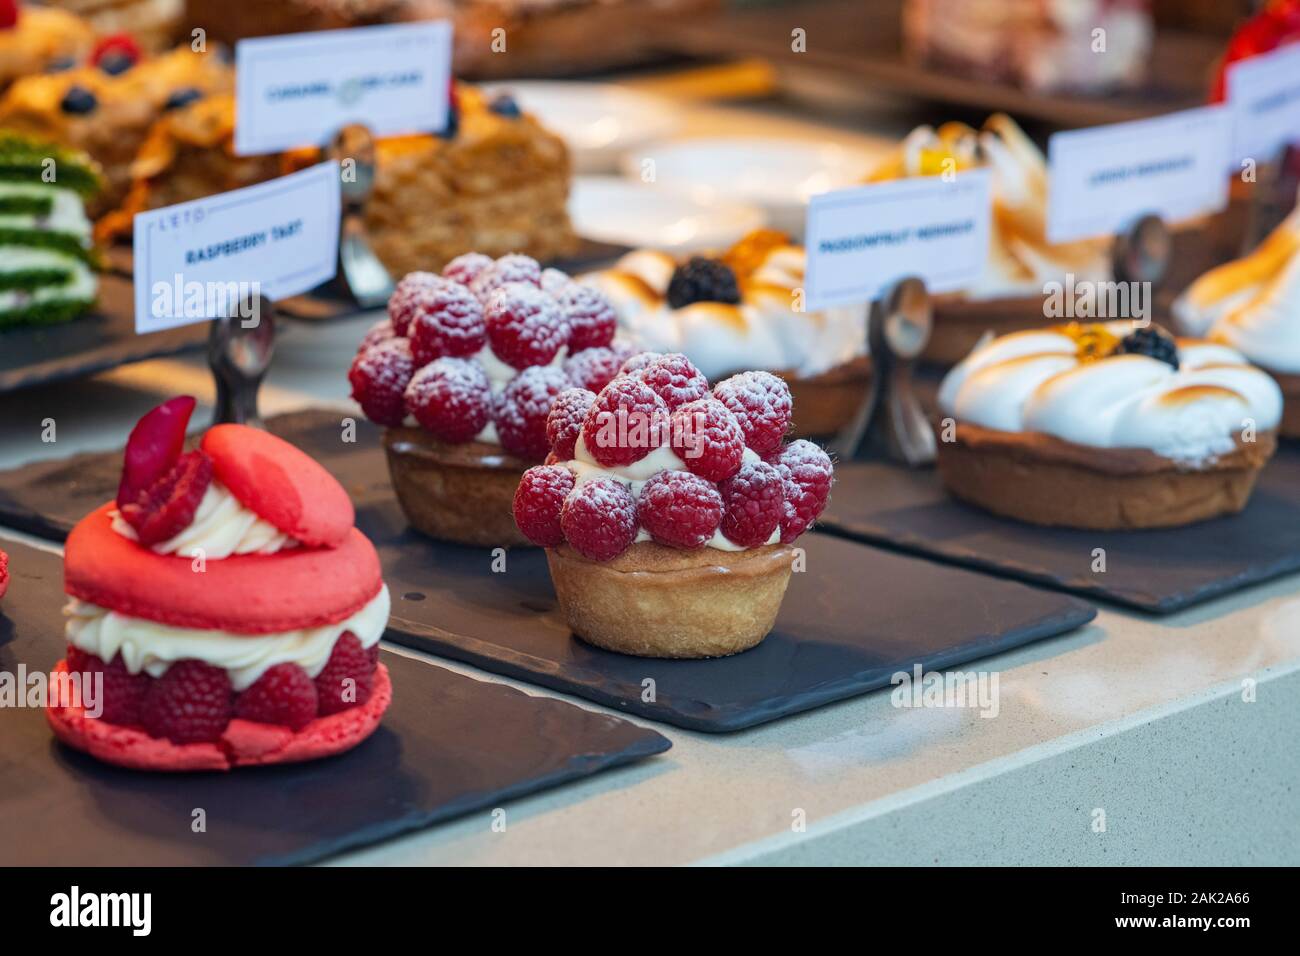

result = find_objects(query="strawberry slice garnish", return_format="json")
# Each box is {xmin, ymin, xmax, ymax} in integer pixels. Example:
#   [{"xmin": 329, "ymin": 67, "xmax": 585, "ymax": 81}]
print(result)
[
  {"xmin": 116, "ymin": 396, "xmax": 197, "ymax": 508},
  {"xmin": 119, "ymin": 450, "xmax": 213, "ymax": 546}
]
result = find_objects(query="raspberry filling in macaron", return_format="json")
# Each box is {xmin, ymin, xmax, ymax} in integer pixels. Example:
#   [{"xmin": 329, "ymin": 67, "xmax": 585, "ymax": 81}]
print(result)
[{"xmin": 48, "ymin": 398, "xmax": 392, "ymax": 772}]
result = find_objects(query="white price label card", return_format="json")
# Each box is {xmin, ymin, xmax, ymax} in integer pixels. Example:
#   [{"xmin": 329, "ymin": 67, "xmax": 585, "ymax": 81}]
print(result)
[
  {"xmin": 804, "ymin": 169, "xmax": 992, "ymax": 310},
  {"xmin": 234, "ymin": 21, "xmax": 452, "ymax": 156},
  {"xmin": 133, "ymin": 162, "xmax": 341, "ymax": 333},
  {"xmin": 1225, "ymin": 43, "xmax": 1300, "ymax": 165},
  {"xmin": 1046, "ymin": 106, "xmax": 1232, "ymax": 244}
]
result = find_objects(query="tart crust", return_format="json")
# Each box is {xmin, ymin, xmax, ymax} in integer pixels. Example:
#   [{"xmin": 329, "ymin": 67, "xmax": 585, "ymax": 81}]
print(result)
[
  {"xmin": 781, "ymin": 356, "xmax": 872, "ymax": 438},
  {"xmin": 383, "ymin": 426, "xmax": 532, "ymax": 547},
  {"xmin": 546, "ymin": 541, "xmax": 795, "ymax": 658},
  {"xmin": 935, "ymin": 422, "xmax": 1278, "ymax": 529}
]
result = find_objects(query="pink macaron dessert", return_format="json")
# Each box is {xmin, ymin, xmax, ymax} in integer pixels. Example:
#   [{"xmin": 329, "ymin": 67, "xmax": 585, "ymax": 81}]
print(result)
[{"xmin": 47, "ymin": 397, "xmax": 392, "ymax": 771}]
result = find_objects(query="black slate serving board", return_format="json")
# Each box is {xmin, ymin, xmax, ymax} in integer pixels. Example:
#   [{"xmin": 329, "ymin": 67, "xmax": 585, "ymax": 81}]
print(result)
[
  {"xmin": 0, "ymin": 409, "xmax": 1096, "ymax": 732},
  {"xmin": 0, "ymin": 539, "xmax": 669, "ymax": 866},
  {"xmin": 819, "ymin": 444, "xmax": 1300, "ymax": 614},
  {"xmin": 0, "ymin": 275, "xmax": 209, "ymax": 394}
]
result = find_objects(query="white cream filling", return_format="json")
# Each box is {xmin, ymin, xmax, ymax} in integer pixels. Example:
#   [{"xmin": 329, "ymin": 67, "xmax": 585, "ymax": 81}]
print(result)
[
  {"xmin": 567, "ymin": 434, "xmax": 779, "ymax": 552},
  {"xmin": 0, "ymin": 246, "xmax": 96, "ymax": 310},
  {"xmin": 0, "ymin": 183, "xmax": 93, "ymax": 239},
  {"xmin": 63, "ymin": 586, "xmax": 390, "ymax": 692},
  {"xmin": 111, "ymin": 478, "xmax": 297, "ymax": 558}
]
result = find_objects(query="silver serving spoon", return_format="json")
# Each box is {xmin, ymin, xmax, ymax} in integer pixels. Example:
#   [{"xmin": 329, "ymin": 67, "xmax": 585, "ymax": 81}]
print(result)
[{"xmin": 327, "ymin": 124, "xmax": 394, "ymax": 310}]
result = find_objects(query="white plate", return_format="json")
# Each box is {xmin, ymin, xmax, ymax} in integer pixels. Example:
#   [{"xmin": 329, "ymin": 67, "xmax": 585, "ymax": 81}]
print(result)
[
  {"xmin": 622, "ymin": 138, "xmax": 884, "ymax": 236},
  {"xmin": 569, "ymin": 176, "xmax": 767, "ymax": 255},
  {"xmin": 483, "ymin": 81, "xmax": 681, "ymax": 174}
]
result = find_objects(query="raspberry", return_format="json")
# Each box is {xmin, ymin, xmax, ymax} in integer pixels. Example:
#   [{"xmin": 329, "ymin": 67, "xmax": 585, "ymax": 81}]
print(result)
[
  {"xmin": 485, "ymin": 283, "xmax": 569, "ymax": 370},
  {"xmin": 713, "ymin": 371, "xmax": 792, "ymax": 455},
  {"xmin": 348, "ymin": 338, "xmax": 415, "ymax": 426},
  {"xmin": 388, "ymin": 271, "xmax": 443, "ymax": 335},
  {"xmin": 116, "ymin": 395, "xmax": 196, "ymax": 509},
  {"xmin": 471, "ymin": 253, "xmax": 542, "ymax": 301},
  {"xmin": 65, "ymin": 647, "xmax": 151, "ymax": 726},
  {"xmin": 139, "ymin": 660, "xmax": 233, "ymax": 744},
  {"xmin": 442, "ymin": 252, "xmax": 494, "ymax": 288},
  {"xmin": 358, "ymin": 318, "xmax": 396, "ymax": 354},
  {"xmin": 619, "ymin": 351, "xmax": 663, "ymax": 376},
  {"xmin": 119, "ymin": 449, "xmax": 213, "ymax": 546},
  {"xmin": 496, "ymin": 366, "xmax": 572, "ymax": 460},
  {"xmin": 315, "ymin": 632, "xmax": 378, "ymax": 715},
  {"xmin": 540, "ymin": 267, "xmax": 573, "ymax": 297},
  {"xmin": 636, "ymin": 470, "xmax": 724, "ymax": 550},
  {"xmin": 408, "ymin": 279, "xmax": 486, "ymax": 363},
  {"xmin": 581, "ymin": 376, "xmax": 670, "ymax": 467},
  {"xmin": 234, "ymin": 663, "xmax": 318, "ymax": 730},
  {"xmin": 560, "ymin": 478, "xmax": 638, "ymax": 562},
  {"xmin": 768, "ymin": 439, "xmax": 833, "ymax": 543},
  {"xmin": 563, "ymin": 346, "xmax": 623, "ymax": 393},
  {"xmin": 404, "ymin": 357, "xmax": 492, "ymax": 443},
  {"xmin": 556, "ymin": 284, "xmax": 617, "ymax": 351},
  {"xmin": 718, "ymin": 460, "xmax": 784, "ymax": 547},
  {"xmin": 546, "ymin": 387, "xmax": 597, "ymax": 460},
  {"xmin": 513, "ymin": 465, "xmax": 576, "ymax": 546},
  {"xmin": 669, "ymin": 397, "xmax": 745, "ymax": 482},
  {"xmin": 636, "ymin": 352, "xmax": 710, "ymax": 411}
]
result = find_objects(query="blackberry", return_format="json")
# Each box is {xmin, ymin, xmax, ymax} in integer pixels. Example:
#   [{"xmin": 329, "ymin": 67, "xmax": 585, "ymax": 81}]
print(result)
[
  {"xmin": 666, "ymin": 257, "xmax": 741, "ymax": 309},
  {"xmin": 164, "ymin": 87, "xmax": 204, "ymax": 112},
  {"xmin": 488, "ymin": 93, "xmax": 522, "ymax": 118},
  {"xmin": 1117, "ymin": 325, "xmax": 1179, "ymax": 369},
  {"xmin": 59, "ymin": 86, "xmax": 97, "ymax": 115}
]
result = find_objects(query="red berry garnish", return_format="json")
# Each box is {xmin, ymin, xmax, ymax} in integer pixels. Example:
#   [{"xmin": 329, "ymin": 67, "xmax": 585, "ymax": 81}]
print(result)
[
  {"xmin": 235, "ymin": 663, "xmax": 318, "ymax": 730},
  {"xmin": 408, "ymin": 279, "xmax": 486, "ymax": 363},
  {"xmin": 768, "ymin": 439, "xmax": 833, "ymax": 543},
  {"xmin": 119, "ymin": 449, "xmax": 213, "ymax": 546},
  {"xmin": 580, "ymin": 376, "xmax": 670, "ymax": 467},
  {"xmin": 563, "ymin": 346, "xmax": 623, "ymax": 393},
  {"xmin": 139, "ymin": 660, "xmax": 232, "ymax": 744},
  {"xmin": 387, "ymin": 271, "xmax": 442, "ymax": 335},
  {"xmin": 404, "ymin": 357, "xmax": 492, "ymax": 443},
  {"xmin": 718, "ymin": 459, "xmax": 784, "ymax": 547},
  {"xmin": 66, "ymin": 648, "xmax": 151, "ymax": 726},
  {"xmin": 636, "ymin": 470, "xmax": 724, "ymax": 550},
  {"xmin": 634, "ymin": 352, "xmax": 709, "ymax": 411},
  {"xmin": 358, "ymin": 318, "xmax": 396, "ymax": 353},
  {"xmin": 619, "ymin": 351, "xmax": 662, "ymax": 376},
  {"xmin": 557, "ymin": 284, "xmax": 616, "ymax": 351},
  {"xmin": 669, "ymin": 397, "xmax": 745, "ymax": 482},
  {"xmin": 90, "ymin": 33, "xmax": 142, "ymax": 69},
  {"xmin": 0, "ymin": 548, "xmax": 7, "ymax": 601},
  {"xmin": 471, "ymin": 253, "xmax": 542, "ymax": 301},
  {"xmin": 496, "ymin": 365, "xmax": 571, "ymax": 460},
  {"xmin": 442, "ymin": 252, "xmax": 494, "ymax": 287},
  {"xmin": 315, "ymin": 632, "xmax": 378, "ymax": 716},
  {"xmin": 513, "ymin": 464, "xmax": 575, "ymax": 546},
  {"xmin": 561, "ymin": 478, "xmax": 638, "ymax": 561},
  {"xmin": 116, "ymin": 395, "xmax": 196, "ymax": 509},
  {"xmin": 485, "ymin": 283, "xmax": 568, "ymax": 370},
  {"xmin": 0, "ymin": 2, "xmax": 19, "ymax": 31},
  {"xmin": 713, "ymin": 371, "xmax": 792, "ymax": 455},
  {"xmin": 540, "ymin": 267, "xmax": 573, "ymax": 297},
  {"xmin": 546, "ymin": 387, "xmax": 597, "ymax": 460},
  {"xmin": 348, "ymin": 337, "xmax": 415, "ymax": 426}
]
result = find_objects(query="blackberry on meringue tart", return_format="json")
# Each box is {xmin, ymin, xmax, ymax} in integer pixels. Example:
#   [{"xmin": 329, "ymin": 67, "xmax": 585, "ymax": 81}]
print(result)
[
  {"xmin": 513, "ymin": 356, "xmax": 833, "ymax": 658},
  {"xmin": 48, "ymin": 397, "xmax": 392, "ymax": 771},
  {"xmin": 352, "ymin": 253, "xmax": 637, "ymax": 547},
  {"xmin": 935, "ymin": 322, "xmax": 1284, "ymax": 530}
]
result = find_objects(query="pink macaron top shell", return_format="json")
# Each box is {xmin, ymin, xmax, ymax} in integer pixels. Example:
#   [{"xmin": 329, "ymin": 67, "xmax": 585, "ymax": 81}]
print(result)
[{"xmin": 201, "ymin": 425, "xmax": 354, "ymax": 549}]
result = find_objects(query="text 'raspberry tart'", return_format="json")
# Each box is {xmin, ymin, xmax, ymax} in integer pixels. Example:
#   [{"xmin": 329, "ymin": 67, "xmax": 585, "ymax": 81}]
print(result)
[
  {"xmin": 513, "ymin": 354, "xmax": 834, "ymax": 658},
  {"xmin": 47, "ymin": 397, "xmax": 392, "ymax": 772},
  {"xmin": 351, "ymin": 253, "xmax": 634, "ymax": 546},
  {"xmin": 935, "ymin": 322, "xmax": 1284, "ymax": 530}
]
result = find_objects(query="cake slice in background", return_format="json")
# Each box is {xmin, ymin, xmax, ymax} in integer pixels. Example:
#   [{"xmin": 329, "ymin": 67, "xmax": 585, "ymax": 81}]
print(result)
[{"xmin": 0, "ymin": 131, "xmax": 102, "ymax": 329}]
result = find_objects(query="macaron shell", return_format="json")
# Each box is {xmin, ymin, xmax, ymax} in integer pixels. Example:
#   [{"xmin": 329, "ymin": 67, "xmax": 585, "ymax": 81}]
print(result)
[
  {"xmin": 65, "ymin": 504, "xmax": 382, "ymax": 634},
  {"xmin": 201, "ymin": 424, "xmax": 354, "ymax": 549},
  {"xmin": 46, "ymin": 660, "xmax": 391, "ymax": 772}
]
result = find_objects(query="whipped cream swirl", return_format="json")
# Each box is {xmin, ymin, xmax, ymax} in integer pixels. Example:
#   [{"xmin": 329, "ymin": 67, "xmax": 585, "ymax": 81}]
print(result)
[{"xmin": 111, "ymin": 479, "xmax": 296, "ymax": 558}]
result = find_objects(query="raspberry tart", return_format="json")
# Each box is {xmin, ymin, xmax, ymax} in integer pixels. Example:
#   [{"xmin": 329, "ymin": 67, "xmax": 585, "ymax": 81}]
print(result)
[
  {"xmin": 583, "ymin": 230, "xmax": 869, "ymax": 437},
  {"xmin": 47, "ymin": 397, "xmax": 392, "ymax": 771},
  {"xmin": 935, "ymin": 322, "xmax": 1283, "ymax": 530},
  {"xmin": 351, "ymin": 254, "xmax": 632, "ymax": 546},
  {"xmin": 513, "ymin": 355, "xmax": 834, "ymax": 658}
]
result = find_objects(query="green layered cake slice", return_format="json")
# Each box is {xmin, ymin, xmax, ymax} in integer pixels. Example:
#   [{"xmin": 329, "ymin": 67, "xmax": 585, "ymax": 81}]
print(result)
[{"xmin": 0, "ymin": 133, "xmax": 103, "ymax": 329}]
